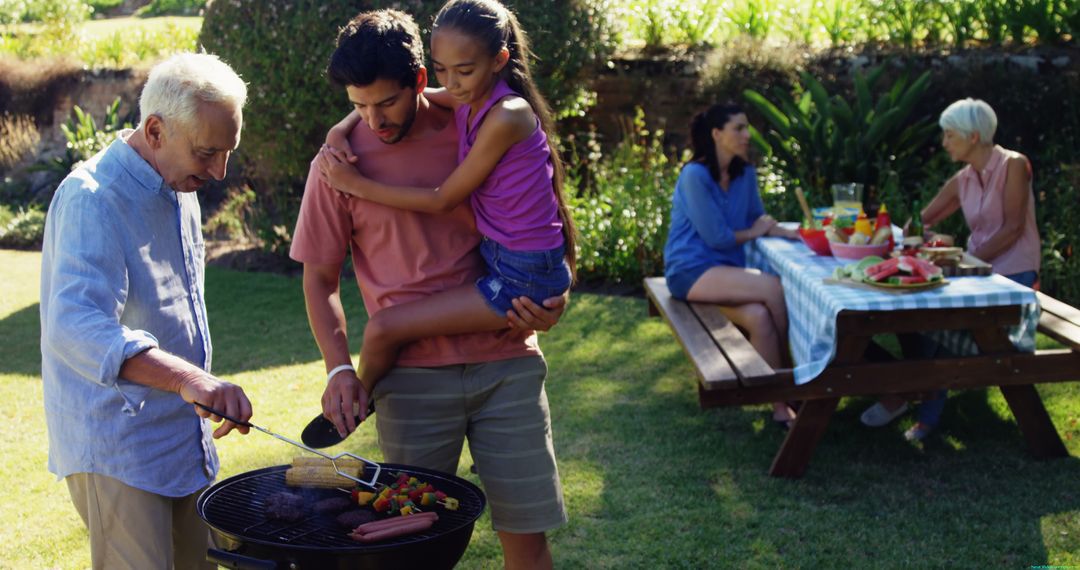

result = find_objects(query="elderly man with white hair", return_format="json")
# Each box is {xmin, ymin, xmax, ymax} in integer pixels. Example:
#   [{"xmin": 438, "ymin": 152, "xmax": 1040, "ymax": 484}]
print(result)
[
  {"xmin": 40, "ymin": 52, "xmax": 253, "ymax": 569},
  {"xmin": 860, "ymin": 97, "xmax": 1041, "ymax": 442}
]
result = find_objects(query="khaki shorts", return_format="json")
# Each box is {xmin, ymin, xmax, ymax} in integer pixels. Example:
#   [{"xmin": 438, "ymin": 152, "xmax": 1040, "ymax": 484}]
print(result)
[{"xmin": 372, "ymin": 355, "xmax": 568, "ymax": 534}]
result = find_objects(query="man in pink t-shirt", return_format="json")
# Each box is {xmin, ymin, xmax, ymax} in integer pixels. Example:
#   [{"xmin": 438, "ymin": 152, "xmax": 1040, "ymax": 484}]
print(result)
[{"xmin": 289, "ymin": 10, "xmax": 567, "ymax": 568}]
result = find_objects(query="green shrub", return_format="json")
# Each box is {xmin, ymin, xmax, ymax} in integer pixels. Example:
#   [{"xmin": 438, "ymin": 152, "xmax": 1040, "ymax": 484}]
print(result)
[
  {"xmin": 135, "ymin": 0, "xmax": 205, "ymax": 17},
  {"xmin": 571, "ymin": 108, "xmax": 681, "ymax": 284},
  {"xmin": 0, "ymin": 112, "xmax": 39, "ymax": 172},
  {"xmin": 0, "ymin": 204, "xmax": 45, "ymax": 249},
  {"xmin": 85, "ymin": 0, "xmax": 123, "ymax": 16},
  {"xmin": 200, "ymin": 0, "xmax": 618, "ymax": 252},
  {"xmin": 204, "ymin": 185, "xmax": 257, "ymax": 240},
  {"xmin": 76, "ymin": 21, "xmax": 198, "ymax": 67},
  {"xmin": 31, "ymin": 97, "xmax": 132, "ymax": 187},
  {"xmin": 744, "ymin": 64, "xmax": 936, "ymax": 211}
]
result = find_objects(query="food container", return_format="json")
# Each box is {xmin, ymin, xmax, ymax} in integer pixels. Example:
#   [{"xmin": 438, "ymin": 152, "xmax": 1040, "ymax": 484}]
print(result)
[
  {"xmin": 812, "ymin": 206, "xmax": 859, "ymax": 224},
  {"xmin": 798, "ymin": 227, "xmax": 832, "ymax": 256},
  {"xmin": 829, "ymin": 240, "xmax": 892, "ymax": 260}
]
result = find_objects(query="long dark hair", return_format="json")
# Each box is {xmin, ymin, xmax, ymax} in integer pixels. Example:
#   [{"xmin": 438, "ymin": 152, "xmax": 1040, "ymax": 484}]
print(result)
[
  {"xmin": 688, "ymin": 103, "xmax": 748, "ymax": 183},
  {"xmin": 433, "ymin": 0, "xmax": 577, "ymax": 281}
]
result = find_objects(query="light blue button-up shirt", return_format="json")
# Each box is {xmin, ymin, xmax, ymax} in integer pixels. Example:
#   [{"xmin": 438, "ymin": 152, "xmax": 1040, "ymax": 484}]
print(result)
[{"xmin": 40, "ymin": 131, "xmax": 218, "ymax": 497}]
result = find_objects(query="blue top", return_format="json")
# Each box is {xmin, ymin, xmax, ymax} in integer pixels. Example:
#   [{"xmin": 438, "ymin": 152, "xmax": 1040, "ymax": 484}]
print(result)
[
  {"xmin": 664, "ymin": 162, "xmax": 765, "ymax": 287},
  {"xmin": 39, "ymin": 132, "xmax": 218, "ymax": 497}
]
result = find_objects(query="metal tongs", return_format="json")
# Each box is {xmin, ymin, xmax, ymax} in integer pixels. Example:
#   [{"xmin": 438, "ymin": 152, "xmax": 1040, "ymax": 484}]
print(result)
[{"xmin": 194, "ymin": 402, "xmax": 382, "ymax": 489}]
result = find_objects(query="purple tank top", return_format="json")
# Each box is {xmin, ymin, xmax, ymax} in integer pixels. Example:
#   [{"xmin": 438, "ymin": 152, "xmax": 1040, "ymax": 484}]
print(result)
[{"xmin": 456, "ymin": 80, "xmax": 564, "ymax": 251}]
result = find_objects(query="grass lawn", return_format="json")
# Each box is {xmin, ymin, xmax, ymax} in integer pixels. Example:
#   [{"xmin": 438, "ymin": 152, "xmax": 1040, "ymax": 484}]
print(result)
[
  {"xmin": 2, "ymin": 248, "xmax": 1079, "ymax": 568},
  {"xmin": 5, "ymin": 16, "xmax": 202, "ymax": 39},
  {"xmin": 81, "ymin": 15, "xmax": 202, "ymax": 39}
]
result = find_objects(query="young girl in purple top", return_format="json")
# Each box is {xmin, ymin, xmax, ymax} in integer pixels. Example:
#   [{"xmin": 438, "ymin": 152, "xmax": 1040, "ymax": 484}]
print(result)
[{"xmin": 317, "ymin": 0, "xmax": 575, "ymax": 403}]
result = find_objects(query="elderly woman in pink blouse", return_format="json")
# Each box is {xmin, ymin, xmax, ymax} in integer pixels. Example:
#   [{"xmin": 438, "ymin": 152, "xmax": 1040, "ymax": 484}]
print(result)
[
  {"xmin": 860, "ymin": 98, "xmax": 1041, "ymax": 441},
  {"xmin": 924, "ymin": 97, "xmax": 1041, "ymax": 286}
]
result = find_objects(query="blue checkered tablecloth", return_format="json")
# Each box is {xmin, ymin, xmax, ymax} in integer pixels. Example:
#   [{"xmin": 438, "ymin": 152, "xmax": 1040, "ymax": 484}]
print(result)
[{"xmin": 745, "ymin": 231, "xmax": 1039, "ymax": 385}]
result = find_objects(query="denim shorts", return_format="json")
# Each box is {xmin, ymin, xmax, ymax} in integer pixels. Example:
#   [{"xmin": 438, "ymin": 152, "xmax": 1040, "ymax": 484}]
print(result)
[
  {"xmin": 476, "ymin": 237, "xmax": 572, "ymax": 314},
  {"xmin": 1004, "ymin": 270, "xmax": 1038, "ymax": 288},
  {"xmin": 665, "ymin": 264, "xmax": 712, "ymax": 300}
]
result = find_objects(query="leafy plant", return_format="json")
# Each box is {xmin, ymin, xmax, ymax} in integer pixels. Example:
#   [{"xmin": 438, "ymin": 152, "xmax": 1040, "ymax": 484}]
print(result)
[
  {"xmin": 32, "ymin": 97, "xmax": 132, "ymax": 178},
  {"xmin": 632, "ymin": 1, "xmax": 673, "ymax": 48},
  {"xmin": 723, "ymin": 0, "xmax": 774, "ymax": 40},
  {"xmin": 743, "ymin": 65, "xmax": 936, "ymax": 210},
  {"xmin": 937, "ymin": 0, "xmax": 981, "ymax": 48},
  {"xmin": 0, "ymin": 112, "xmax": 39, "ymax": 172},
  {"xmin": 205, "ymin": 186, "xmax": 258, "ymax": 241},
  {"xmin": 571, "ymin": 108, "xmax": 680, "ymax": 284},
  {"xmin": 815, "ymin": 0, "xmax": 863, "ymax": 46},
  {"xmin": 85, "ymin": 0, "xmax": 123, "ymax": 16},
  {"xmin": 866, "ymin": 0, "xmax": 938, "ymax": 50},
  {"xmin": 0, "ymin": 204, "xmax": 45, "ymax": 248},
  {"xmin": 76, "ymin": 21, "xmax": 198, "ymax": 67},
  {"xmin": 135, "ymin": 0, "xmax": 205, "ymax": 17},
  {"xmin": 672, "ymin": 0, "xmax": 721, "ymax": 47}
]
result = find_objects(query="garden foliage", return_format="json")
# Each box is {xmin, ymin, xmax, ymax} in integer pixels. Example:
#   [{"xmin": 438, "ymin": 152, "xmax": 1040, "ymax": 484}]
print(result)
[
  {"xmin": 32, "ymin": 96, "xmax": 131, "ymax": 181},
  {"xmin": 135, "ymin": 0, "xmax": 205, "ymax": 17},
  {"xmin": 199, "ymin": 0, "xmax": 618, "ymax": 252},
  {"xmin": 744, "ymin": 65, "xmax": 936, "ymax": 210},
  {"xmin": 571, "ymin": 109, "xmax": 681, "ymax": 284}
]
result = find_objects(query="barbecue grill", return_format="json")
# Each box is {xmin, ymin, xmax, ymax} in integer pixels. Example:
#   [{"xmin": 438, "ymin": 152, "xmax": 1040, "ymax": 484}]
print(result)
[{"xmin": 198, "ymin": 464, "xmax": 486, "ymax": 569}]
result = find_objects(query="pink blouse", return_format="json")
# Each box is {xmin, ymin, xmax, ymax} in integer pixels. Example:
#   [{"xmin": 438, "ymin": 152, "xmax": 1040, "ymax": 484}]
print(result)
[{"xmin": 956, "ymin": 145, "xmax": 1040, "ymax": 276}]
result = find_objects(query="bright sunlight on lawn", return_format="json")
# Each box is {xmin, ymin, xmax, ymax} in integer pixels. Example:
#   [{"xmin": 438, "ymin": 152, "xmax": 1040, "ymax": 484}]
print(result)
[{"xmin": 2, "ymin": 249, "xmax": 1079, "ymax": 568}]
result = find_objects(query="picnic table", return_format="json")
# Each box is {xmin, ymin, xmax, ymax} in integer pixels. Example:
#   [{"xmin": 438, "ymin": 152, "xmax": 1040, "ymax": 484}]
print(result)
[{"xmin": 646, "ymin": 227, "xmax": 1080, "ymax": 478}]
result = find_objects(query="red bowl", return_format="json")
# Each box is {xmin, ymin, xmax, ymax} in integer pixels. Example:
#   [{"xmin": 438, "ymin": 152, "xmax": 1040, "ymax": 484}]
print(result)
[{"xmin": 798, "ymin": 228, "xmax": 832, "ymax": 256}]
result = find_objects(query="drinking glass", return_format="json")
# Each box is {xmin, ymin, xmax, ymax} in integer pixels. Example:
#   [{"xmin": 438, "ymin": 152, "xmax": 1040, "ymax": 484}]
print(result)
[{"xmin": 831, "ymin": 183, "xmax": 864, "ymax": 212}]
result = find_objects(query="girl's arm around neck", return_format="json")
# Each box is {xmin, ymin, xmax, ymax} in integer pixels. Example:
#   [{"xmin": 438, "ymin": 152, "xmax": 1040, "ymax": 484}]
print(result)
[
  {"xmin": 424, "ymin": 87, "xmax": 458, "ymax": 111},
  {"xmin": 340, "ymin": 100, "xmax": 534, "ymax": 214},
  {"xmin": 326, "ymin": 110, "xmax": 362, "ymax": 161}
]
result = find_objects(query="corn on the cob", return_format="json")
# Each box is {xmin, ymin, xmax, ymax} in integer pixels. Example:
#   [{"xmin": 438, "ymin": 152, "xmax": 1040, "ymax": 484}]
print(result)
[
  {"xmin": 291, "ymin": 456, "xmax": 365, "ymax": 469},
  {"xmin": 285, "ymin": 466, "xmax": 361, "ymax": 488}
]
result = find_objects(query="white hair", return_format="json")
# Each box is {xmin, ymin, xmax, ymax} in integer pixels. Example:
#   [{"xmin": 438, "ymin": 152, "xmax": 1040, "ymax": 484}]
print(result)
[
  {"xmin": 939, "ymin": 98, "xmax": 997, "ymax": 144},
  {"xmin": 139, "ymin": 52, "xmax": 248, "ymax": 134}
]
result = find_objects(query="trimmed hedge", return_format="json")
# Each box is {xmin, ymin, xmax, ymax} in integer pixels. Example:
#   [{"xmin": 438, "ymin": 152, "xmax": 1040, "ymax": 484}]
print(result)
[{"xmin": 199, "ymin": 0, "xmax": 617, "ymax": 251}]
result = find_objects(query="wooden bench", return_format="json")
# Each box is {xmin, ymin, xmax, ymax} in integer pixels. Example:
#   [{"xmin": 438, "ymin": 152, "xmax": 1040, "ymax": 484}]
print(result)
[{"xmin": 644, "ymin": 276, "xmax": 1080, "ymax": 478}]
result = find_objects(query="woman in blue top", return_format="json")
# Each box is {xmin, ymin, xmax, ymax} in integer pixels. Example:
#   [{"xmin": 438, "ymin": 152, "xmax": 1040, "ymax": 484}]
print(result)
[{"xmin": 664, "ymin": 103, "xmax": 799, "ymax": 427}]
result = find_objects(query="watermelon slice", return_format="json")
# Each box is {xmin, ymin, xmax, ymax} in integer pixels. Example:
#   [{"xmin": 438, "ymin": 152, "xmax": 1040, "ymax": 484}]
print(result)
[
  {"xmin": 863, "ymin": 257, "xmax": 898, "ymax": 276},
  {"xmin": 869, "ymin": 263, "xmax": 901, "ymax": 282},
  {"xmin": 909, "ymin": 256, "xmax": 944, "ymax": 281}
]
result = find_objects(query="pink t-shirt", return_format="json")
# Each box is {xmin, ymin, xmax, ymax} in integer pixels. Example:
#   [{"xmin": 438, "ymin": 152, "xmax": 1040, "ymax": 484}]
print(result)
[
  {"xmin": 290, "ymin": 104, "xmax": 539, "ymax": 367},
  {"xmin": 956, "ymin": 145, "xmax": 1040, "ymax": 276}
]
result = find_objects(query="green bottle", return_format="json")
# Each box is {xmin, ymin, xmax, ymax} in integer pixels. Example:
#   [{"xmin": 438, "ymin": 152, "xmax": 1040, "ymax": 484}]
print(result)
[{"xmin": 905, "ymin": 199, "xmax": 925, "ymax": 248}]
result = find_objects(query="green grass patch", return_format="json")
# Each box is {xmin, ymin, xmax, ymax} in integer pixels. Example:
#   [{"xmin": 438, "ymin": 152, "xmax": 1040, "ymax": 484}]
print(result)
[
  {"xmin": 1, "ymin": 16, "xmax": 200, "ymax": 67},
  {"xmin": 2, "ymin": 249, "xmax": 1079, "ymax": 568},
  {"xmin": 78, "ymin": 15, "xmax": 201, "ymax": 39}
]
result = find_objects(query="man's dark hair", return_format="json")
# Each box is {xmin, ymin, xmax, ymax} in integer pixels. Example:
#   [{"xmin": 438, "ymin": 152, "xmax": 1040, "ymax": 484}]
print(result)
[{"xmin": 327, "ymin": 9, "xmax": 424, "ymax": 89}]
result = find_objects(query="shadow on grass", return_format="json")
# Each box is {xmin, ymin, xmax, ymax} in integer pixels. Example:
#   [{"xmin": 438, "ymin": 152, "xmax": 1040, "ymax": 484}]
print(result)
[
  {"xmin": 542, "ymin": 293, "xmax": 1080, "ymax": 567},
  {"xmin": 0, "ymin": 302, "xmax": 41, "ymax": 376},
  {"xmin": 0, "ymin": 267, "xmax": 368, "ymax": 378}
]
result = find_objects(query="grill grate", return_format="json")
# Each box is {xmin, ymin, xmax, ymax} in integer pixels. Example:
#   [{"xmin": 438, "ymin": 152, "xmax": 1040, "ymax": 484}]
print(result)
[{"xmin": 199, "ymin": 464, "xmax": 485, "ymax": 550}]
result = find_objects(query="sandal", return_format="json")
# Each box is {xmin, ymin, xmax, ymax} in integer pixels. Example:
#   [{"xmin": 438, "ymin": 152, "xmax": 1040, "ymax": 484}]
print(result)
[
  {"xmin": 860, "ymin": 401, "xmax": 909, "ymax": 427},
  {"xmin": 772, "ymin": 417, "xmax": 794, "ymax": 431}
]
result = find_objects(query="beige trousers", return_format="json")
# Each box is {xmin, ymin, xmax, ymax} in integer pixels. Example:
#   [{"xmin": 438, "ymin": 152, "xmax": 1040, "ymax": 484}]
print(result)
[{"xmin": 65, "ymin": 472, "xmax": 215, "ymax": 570}]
